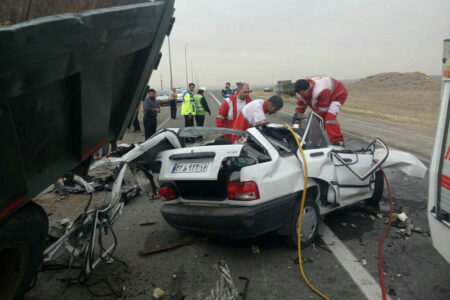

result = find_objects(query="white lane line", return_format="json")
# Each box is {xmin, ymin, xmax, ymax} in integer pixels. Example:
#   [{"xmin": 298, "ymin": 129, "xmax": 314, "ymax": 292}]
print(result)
[
  {"xmin": 157, "ymin": 116, "xmax": 171, "ymax": 130},
  {"xmin": 318, "ymin": 221, "xmax": 386, "ymax": 300},
  {"xmin": 280, "ymin": 110, "xmax": 293, "ymax": 116},
  {"xmin": 208, "ymin": 91, "xmax": 222, "ymax": 106}
]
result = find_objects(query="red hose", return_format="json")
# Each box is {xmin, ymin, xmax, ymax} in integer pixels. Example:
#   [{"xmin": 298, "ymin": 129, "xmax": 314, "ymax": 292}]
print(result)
[{"xmin": 378, "ymin": 167, "xmax": 393, "ymax": 300}]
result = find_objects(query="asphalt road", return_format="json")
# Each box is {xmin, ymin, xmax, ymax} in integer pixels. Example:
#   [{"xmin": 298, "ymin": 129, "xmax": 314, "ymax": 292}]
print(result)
[{"xmin": 27, "ymin": 91, "xmax": 450, "ymax": 300}]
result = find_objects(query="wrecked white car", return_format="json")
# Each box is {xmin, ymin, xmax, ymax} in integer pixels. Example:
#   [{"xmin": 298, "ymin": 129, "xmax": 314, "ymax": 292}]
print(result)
[{"xmin": 92, "ymin": 113, "xmax": 426, "ymax": 248}]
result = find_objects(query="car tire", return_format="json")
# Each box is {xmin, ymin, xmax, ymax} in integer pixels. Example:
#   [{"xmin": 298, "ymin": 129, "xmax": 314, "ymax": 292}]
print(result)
[
  {"xmin": 366, "ymin": 171, "xmax": 384, "ymax": 205},
  {"xmin": 284, "ymin": 197, "xmax": 320, "ymax": 249},
  {"xmin": 0, "ymin": 202, "xmax": 48, "ymax": 300}
]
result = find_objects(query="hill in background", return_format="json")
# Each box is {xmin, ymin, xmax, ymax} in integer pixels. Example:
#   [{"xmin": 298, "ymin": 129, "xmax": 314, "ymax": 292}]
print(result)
[
  {"xmin": 344, "ymin": 72, "xmax": 441, "ymax": 128},
  {"xmin": 348, "ymin": 72, "xmax": 440, "ymax": 90}
]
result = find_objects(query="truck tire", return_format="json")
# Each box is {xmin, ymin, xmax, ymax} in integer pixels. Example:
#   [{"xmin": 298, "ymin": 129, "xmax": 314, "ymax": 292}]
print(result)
[
  {"xmin": 284, "ymin": 198, "xmax": 320, "ymax": 249},
  {"xmin": 0, "ymin": 202, "xmax": 48, "ymax": 300},
  {"xmin": 366, "ymin": 171, "xmax": 384, "ymax": 205}
]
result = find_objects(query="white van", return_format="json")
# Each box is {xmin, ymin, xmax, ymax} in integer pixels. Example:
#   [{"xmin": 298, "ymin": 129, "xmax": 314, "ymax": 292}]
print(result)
[{"xmin": 428, "ymin": 39, "xmax": 450, "ymax": 264}]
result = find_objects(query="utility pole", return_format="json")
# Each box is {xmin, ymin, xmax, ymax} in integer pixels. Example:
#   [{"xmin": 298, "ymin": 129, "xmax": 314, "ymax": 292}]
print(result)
[
  {"xmin": 168, "ymin": 36, "xmax": 173, "ymax": 89},
  {"xmin": 184, "ymin": 43, "xmax": 189, "ymax": 87},
  {"xmin": 191, "ymin": 60, "xmax": 194, "ymax": 85},
  {"xmin": 160, "ymin": 74, "xmax": 163, "ymax": 91},
  {"xmin": 272, "ymin": 73, "xmax": 274, "ymax": 87}
]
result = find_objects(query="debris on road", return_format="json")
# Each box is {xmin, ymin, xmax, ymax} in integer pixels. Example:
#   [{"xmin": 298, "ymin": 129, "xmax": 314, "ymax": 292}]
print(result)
[
  {"xmin": 251, "ymin": 245, "xmax": 260, "ymax": 254},
  {"xmin": 341, "ymin": 222, "xmax": 348, "ymax": 227},
  {"xmin": 411, "ymin": 226, "xmax": 424, "ymax": 234},
  {"xmin": 121, "ymin": 187, "xmax": 141, "ymax": 204},
  {"xmin": 361, "ymin": 258, "xmax": 368, "ymax": 266},
  {"xmin": 388, "ymin": 288, "xmax": 398, "ymax": 296},
  {"xmin": 369, "ymin": 215, "xmax": 376, "ymax": 221},
  {"xmin": 316, "ymin": 242, "xmax": 332, "ymax": 253},
  {"xmin": 139, "ymin": 237, "xmax": 210, "ymax": 256},
  {"xmin": 350, "ymin": 223, "xmax": 357, "ymax": 228},
  {"xmin": 238, "ymin": 276, "xmax": 250, "ymax": 299},
  {"xmin": 140, "ymin": 220, "xmax": 156, "ymax": 226},
  {"xmin": 405, "ymin": 218, "xmax": 412, "ymax": 236},
  {"xmin": 153, "ymin": 287, "xmax": 166, "ymax": 299},
  {"xmin": 393, "ymin": 211, "xmax": 408, "ymax": 222},
  {"xmin": 206, "ymin": 261, "xmax": 239, "ymax": 300}
]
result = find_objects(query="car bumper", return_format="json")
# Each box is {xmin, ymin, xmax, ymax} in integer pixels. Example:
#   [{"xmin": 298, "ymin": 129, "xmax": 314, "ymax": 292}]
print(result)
[{"xmin": 160, "ymin": 193, "xmax": 297, "ymax": 238}]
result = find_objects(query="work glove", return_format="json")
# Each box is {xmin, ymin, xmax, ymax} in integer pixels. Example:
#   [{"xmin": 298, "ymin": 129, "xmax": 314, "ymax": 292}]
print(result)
[{"xmin": 292, "ymin": 112, "xmax": 302, "ymax": 125}]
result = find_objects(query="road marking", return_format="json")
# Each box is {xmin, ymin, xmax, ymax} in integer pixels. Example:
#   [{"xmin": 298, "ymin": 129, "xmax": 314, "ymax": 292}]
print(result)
[
  {"xmin": 208, "ymin": 91, "xmax": 222, "ymax": 106},
  {"xmin": 318, "ymin": 221, "xmax": 386, "ymax": 300},
  {"xmin": 280, "ymin": 110, "xmax": 293, "ymax": 116},
  {"xmin": 157, "ymin": 116, "xmax": 171, "ymax": 130}
]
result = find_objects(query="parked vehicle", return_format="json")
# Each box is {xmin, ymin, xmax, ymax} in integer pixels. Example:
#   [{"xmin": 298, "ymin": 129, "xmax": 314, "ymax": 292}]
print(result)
[
  {"xmin": 264, "ymin": 87, "xmax": 274, "ymax": 92},
  {"xmin": 156, "ymin": 90, "xmax": 171, "ymax": 106},
  {"xmin": 177, "ymin": 88, "xmax": 187, "ymax": 102},
  {"xmin": 0, "ymin": 1, "xmax": 175, "ymax": 299}
]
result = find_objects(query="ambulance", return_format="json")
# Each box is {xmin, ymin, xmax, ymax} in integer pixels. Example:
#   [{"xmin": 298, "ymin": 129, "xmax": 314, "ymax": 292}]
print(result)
[{"xmin": 429, "ymin": 39, "xmax": 450, "ymax": 263}]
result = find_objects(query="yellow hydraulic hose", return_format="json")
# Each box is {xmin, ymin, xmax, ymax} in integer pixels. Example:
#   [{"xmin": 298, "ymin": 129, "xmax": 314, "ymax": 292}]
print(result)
[{"xmin": 284, "ymin": 124, "xmax": 330, "ymax": 300}]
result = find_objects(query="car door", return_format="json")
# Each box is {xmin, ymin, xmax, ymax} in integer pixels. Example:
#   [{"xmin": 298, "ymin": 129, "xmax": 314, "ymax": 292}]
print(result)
[
  {"xmin": 331, "ymin": 150, "xmax": 375, "ymax": 203},
  {"xmin": 300, "ymin": 114, "xmax": 339, "ymax": 203}
]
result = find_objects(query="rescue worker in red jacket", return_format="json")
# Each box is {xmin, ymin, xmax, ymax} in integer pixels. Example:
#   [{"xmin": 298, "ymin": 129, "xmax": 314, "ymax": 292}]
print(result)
[
  {"xmin": 216, "ymin": 82, "xmax": 252, "ymax": 128},
  {"xmin": 233, "ymin": 95, "xmax": 284, "ymax": 132},
  {"xmin": 293, "ymin": 77, "xmax": 347, "ymax": 145}
]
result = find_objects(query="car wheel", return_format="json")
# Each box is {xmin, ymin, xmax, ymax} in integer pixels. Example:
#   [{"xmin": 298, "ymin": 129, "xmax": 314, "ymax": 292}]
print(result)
[
  {"xmin": 284, "ymin": 198, "xmax": 320, "ymax": 248},
  {"xmin": 366, "ymin": 171, "xmax": 384, "ymax": 205}
]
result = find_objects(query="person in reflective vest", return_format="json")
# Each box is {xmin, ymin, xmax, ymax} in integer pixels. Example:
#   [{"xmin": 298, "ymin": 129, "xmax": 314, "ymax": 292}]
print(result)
[
  {"xmin": 193, "ymin": 87, "xmax": 211, "ymax": 127},
  {"xmin": 293, "ymin": 77, "xmax": 347, "ymax": 145},
  {"xmin": 181, "ymin": 83, "xmax": 196, "ymax": 127}
]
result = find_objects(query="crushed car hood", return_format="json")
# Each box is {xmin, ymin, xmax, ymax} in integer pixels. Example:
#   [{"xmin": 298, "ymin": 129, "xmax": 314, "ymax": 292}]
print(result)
[{"xmin": 374, "ymin": 149, "xmax": 427, "ymax": 178}]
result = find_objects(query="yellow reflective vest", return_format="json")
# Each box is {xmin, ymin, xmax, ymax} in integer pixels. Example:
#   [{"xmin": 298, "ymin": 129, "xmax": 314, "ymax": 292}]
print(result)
[{"xmin": 181, "ymin": 91, "xmax": 196, "ymax": 115}]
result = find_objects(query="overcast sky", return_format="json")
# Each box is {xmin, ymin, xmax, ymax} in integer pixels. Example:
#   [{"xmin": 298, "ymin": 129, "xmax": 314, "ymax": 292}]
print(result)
[{"xmin": 149, "ymin": 0, "xmax": 450, "ymax": 90}]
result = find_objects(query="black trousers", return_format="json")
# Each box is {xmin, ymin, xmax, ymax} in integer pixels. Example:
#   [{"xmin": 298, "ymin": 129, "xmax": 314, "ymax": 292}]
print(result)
[
  {"xmin": 133, "ymin": 115, "xmax": 140, "ymax": 131},
  {"xmin": 144, "ymin": 114, "xmax": 157, "ymax": 140},
  {"xmin": 169, "ymin": 100, "xmax": 177, "ymax": 119},
  {"xmin": 184, "ymin": 115, "xmax": 194, "ymax": 127},
  {"xmin": 195, "ymin": 115, "xmax": 205, "ymax": 127}
]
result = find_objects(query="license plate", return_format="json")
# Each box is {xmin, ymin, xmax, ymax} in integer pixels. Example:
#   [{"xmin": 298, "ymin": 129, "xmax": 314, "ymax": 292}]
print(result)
[{"xmin": 171, "ymin": 162, "xmax": 209, "ymax": 173}]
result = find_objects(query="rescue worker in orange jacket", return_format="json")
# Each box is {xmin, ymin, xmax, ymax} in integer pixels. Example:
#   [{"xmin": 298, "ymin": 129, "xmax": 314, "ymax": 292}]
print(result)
[
  {"xmin": 216, "ymin": 82, "xmax": 252, "ymax": 128},
  {"xmin": 293, "ymin": 77, "xmax": 347, "ymax": 145}
]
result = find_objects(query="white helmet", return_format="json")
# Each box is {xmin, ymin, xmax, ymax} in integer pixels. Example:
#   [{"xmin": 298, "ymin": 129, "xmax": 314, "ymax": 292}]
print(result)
[{"xmin": 199, "ymin": 87, "xmax": 206, "ymax": 91}]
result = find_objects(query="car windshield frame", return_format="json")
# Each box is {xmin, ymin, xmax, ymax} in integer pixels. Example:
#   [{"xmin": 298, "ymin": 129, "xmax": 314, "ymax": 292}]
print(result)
[{"xmin": 301, "ymin": 112, "xmax": 331, "ymax": 149}]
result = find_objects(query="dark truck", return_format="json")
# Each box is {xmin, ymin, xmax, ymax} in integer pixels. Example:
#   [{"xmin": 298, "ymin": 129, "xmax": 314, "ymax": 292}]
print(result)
[
  {"xmin": 276, "ymin": 80, "xmax": 295, "ymax": 96},
  {"xmin": 0, "ymin": 1, "xmax": 174, "ymax": 298}
]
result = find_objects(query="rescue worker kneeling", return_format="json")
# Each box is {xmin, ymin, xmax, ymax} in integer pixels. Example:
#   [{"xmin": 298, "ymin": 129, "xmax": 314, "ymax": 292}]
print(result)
[{"xmin": 233, "ymin": 95, "xmax": 284, "ymax": 132}]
